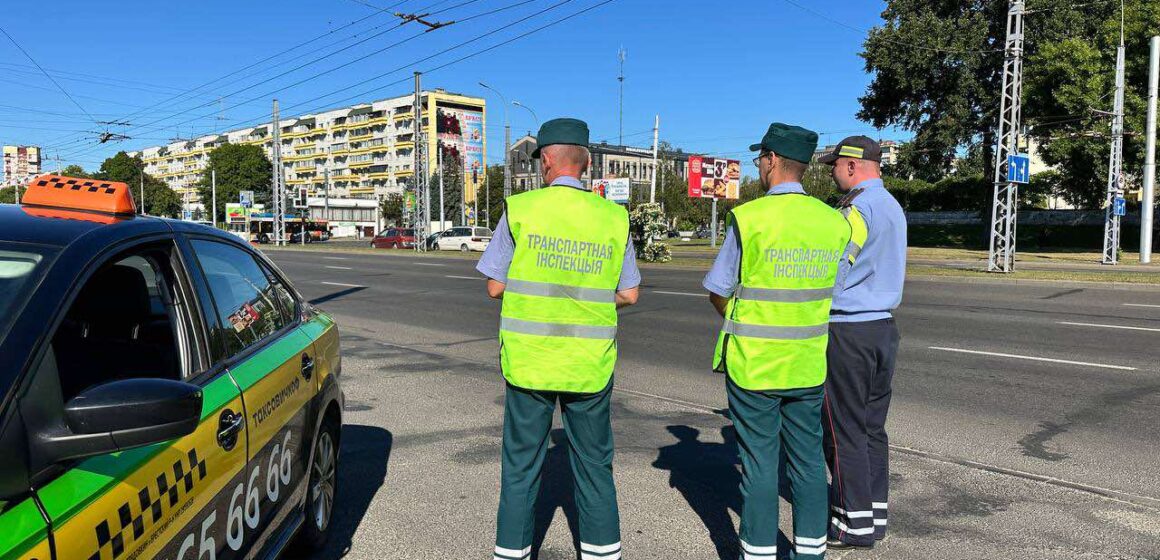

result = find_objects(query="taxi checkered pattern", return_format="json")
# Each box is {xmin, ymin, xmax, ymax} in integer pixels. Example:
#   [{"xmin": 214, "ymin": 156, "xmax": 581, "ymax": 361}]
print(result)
[
  {"xmin": 34, "ymin": 176, "xmax": 119, "ymax": 195},
  {"xmin": 88, "ymin": 449, "xmax": 207, "ymax": 560}
]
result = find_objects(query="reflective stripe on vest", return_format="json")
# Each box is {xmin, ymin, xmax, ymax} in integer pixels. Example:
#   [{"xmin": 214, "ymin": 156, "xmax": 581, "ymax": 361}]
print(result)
[
  {"xmin": 506, "ymin": 278, "xmax": 616, "ymax": 304},
  {"xmin": 721, "ymin": 319, "xmax": 828, "ymax": 339},
  {"xmin": 501, "ymin": 317, "xmax": 617, "ymax": 339},
  {"xmin": 736, "ymin": 285, "xmax": 833, "ymax": 303}
]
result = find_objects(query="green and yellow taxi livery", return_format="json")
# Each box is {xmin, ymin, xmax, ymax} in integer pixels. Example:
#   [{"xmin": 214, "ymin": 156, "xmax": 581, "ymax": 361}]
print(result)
[{"xmin": 0, "ymin": 175, "xmax": 343, "ymax": 560}]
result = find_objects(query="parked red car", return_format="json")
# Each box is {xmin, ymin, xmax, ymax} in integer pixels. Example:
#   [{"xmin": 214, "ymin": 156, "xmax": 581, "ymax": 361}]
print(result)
[{"xmin": 371, "ymin": 227, "xmax": 416, "ymax": 249}]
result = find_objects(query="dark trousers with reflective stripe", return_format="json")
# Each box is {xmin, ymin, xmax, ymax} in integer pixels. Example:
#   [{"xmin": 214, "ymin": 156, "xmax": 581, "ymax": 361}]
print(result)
[
  {"xmin": 495, "ymin": 379, "xmax": 620, "ymax": 559},
  {"xmin": 727, "ymin": 378, "xmax": 828, "ymax": 559},
  {"xmin": 823, "ymin": 319, "xmax": 899, "ymax": 545}
]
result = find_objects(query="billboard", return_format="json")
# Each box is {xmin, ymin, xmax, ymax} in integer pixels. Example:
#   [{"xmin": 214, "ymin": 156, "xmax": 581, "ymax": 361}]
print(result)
[
  {"xmin": 3, "ymin": 145, "xmax": 41, "ymax": 187},
  {"xmin": 593, "ymin": 178, "xmax": 630, "ymax": 204},
  {"xmin": 688, "ymin": 155, "xmax": 740, "ymax": 200},
  {"xmin": 437, "ymin": 105, "xmax": 486, "ymax": 217},
  {"xmin": 226, "ymin": 203, "xmax": 248, "ymax": 224}
]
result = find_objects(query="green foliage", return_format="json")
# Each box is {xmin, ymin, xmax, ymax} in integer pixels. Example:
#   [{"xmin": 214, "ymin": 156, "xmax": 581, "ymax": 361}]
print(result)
[
  {"xmin": 861, "ymin": 0, "xmax": 1160, "ymax": 209},
  {"xmin": 96, "ymin": 152, "xmax": 181, "ymax": 217},
  {"xmin": 59, "ymin": 164, "xmax": 91, "ymax": 178},
  {"xmin": 801, "ymin": 163, "xmax": 841, "ymax": 205},
  {"xmin": 197, "ymin": 144, "xmax": 272, "ymax": 224},
  {"xmin": 0, "ymin": 187, "xmax": 15, "ymax": 204},
  {"xmin": 476, "ymin": 164, "xmax": 505, "ymax": 229},
  {"xmin": 629, "ymin": 202, "xmax": 671, "ymax": 263},
  {"xmin": 381, "ymin": 193, "xmax": 404, "ymax": 226}
]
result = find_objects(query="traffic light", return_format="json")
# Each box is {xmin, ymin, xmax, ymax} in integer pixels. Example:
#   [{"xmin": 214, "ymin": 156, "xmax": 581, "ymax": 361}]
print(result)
[{"xmin": 293, "ymin": 186, "xmax": 308, "ymax": 209}]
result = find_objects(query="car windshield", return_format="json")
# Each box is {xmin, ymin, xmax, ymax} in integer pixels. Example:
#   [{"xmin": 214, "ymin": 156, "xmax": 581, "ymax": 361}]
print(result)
[{"xmin": 0, "ymin": 242, "xmax": 57, "ymax": 343}]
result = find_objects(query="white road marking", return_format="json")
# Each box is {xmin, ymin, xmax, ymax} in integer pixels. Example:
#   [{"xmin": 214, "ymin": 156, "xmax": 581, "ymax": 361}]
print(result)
[
  {"xmin": 446, "ymin": 275, "xmax": 483, "ymax": 280},
  {"xmin": 325, "ymin": 265, "xmax": 353, "ymax": 270},
  {"xmin": 321, "ymin": 281, "xmax": 365, "ymax": 288},
  {"xmin": 928, "ymin": 346, "xmax": 1136, "ymax": 371},
  {"xmin": 1058, "ymin": 321, "xmax": 1160, "ymax": 333},
  {"xmin": 654, "ymin": 290, "xmax": 705, "ymax": 297},
  {"xmin": 322, "ymin": 257, "xmax": 348, "ymax": 261},
  {"xmin": 1123, "ymin": 303, "xmax": 1160, "ymax": 309},
  {"xmin": 414, "ymin": 262, "xmax": 447, "ymax": 267}
]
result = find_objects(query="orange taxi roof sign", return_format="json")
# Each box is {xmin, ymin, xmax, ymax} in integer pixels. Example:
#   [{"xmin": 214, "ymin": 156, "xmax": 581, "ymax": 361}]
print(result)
[{"xmin": 21, "ymin": 174, "xmax": 137, "ymax": 215}]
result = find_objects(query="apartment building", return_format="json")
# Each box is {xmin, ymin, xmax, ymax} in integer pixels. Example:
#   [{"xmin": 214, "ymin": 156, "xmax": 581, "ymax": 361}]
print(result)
[
  {"xmin": 2, "ymin": 145, "xmax": 41, "ymax": 187},
  {"xmin": 129, "ymin": 89, "xmax": 485, "ymax": 210},
  {"xmin": 508, "ymin": 136, "xmax": 690, "ymax": 193}
]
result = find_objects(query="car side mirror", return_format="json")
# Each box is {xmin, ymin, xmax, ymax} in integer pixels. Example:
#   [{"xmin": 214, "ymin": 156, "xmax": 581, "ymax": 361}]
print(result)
[{"xmin": 39, "ymin": 378, "xmax": 202, "ymax": 464}]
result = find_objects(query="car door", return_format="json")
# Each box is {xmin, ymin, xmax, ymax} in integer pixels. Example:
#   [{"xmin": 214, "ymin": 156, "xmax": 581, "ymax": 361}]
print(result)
[
  {"xmin": 9, "ymin": 239, "xmax": 249, "ymax": 560},
  {"xmin": 185, "ymin": 238, "xmax": 316, "ymax": 557}
]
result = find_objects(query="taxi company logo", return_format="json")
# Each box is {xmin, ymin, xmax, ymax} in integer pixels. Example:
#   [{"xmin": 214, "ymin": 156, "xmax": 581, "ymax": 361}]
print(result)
[
  {"xmin": 252, "ymin": 376, "xmax": 300, "ymax": 427},
  {"xmin": 88, "ymin": 449, "xmax": 207, "ymax": 560}
]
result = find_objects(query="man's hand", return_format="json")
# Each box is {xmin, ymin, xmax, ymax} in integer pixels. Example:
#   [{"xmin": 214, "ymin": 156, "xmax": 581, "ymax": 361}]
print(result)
[
  {"xmin": 615, "ymin": 286, "xmax": 639, "ymax": 309},
  {"xmin": 486, "ymin": 279, "xmax": 506, "ymax": 299},
  {"xmin": 709, "ymin": 292, "xmax": 730, "ymax": 318}
]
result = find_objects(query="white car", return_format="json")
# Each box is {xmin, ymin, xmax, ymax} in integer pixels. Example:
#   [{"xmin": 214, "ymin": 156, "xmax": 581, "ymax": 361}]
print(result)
[{"xmin": 437, "ymin": 226, "xmax": 492, "ymax": 252}]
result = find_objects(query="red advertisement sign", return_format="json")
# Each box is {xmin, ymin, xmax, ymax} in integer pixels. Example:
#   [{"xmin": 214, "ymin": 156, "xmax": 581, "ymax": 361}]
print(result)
[{"xmin": 687, "ymin": 155, "xmax": 703, "ymax": 198}]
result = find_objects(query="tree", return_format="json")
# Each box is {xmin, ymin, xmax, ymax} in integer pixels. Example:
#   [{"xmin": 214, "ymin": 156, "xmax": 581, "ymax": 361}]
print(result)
[
  {"xmin": 859, "ymin": 0, "xmax": 1160, "ymax": 208},
  {"xmin": 96, "ymin": 152, "xmax": 181, "ymax": 217},
  {"xmin": 197, "ymin": 144, "xmax": 272, "ymax": 225},
  {"xmin": 0, "ymin": 187, "xmax": 15, "ymax": 204},
  {"xmin": 434, "ymin": 157, "xmax": 465, "ymax": 227},
  {"xmin": 381, "ymin": 193, "xmax": 404, "ymax": 226},
  {"xmin": 475, "ymin": 164, "xmax": 505, "ymax": 230},
  {"xmin": 59, "ymin": 164, "xmax": 91, "ymax": 178}
]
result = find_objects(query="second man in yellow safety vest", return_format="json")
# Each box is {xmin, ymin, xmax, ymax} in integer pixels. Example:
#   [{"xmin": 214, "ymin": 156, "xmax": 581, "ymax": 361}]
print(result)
[{"xmin": 703, "ymin": 122, "xmax": 856, "ymax": 559}]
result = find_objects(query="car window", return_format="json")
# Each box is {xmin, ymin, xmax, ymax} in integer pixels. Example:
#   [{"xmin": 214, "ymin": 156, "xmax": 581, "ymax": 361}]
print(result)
[
  {"xmin": 402, "ymin": 229, "xmax": 415, "ymax": 236},
  {"xmin": 191, "ymin": 240, "xmax": 290, "ymax": 359},
  {"xmin": 0, "ymin": 243, "xmax": 56, "ymax": 343},
  {"xmin": 474, "ymin": 228, "xmax": 492, "ymax": 237},
  {"xmin": 51, "ymin": 243, "xmax": 194, "ymax": 401},
  {"xmin": 261, "ymin": 261, "xmax": 299, "ymax": 326},
  {"xmin": 386, "ymin": 229, "xmax": 396, "ymax": 237}
]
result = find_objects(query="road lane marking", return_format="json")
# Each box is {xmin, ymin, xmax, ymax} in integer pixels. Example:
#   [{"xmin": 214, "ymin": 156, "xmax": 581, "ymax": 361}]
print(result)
[
  {"xmin": 414, "ymin": 263, "xmax": 447, "ymax": 267},
  {"xmin": 322, "ymin": 257, "xmax": 348, "ymax": 261},
  {"xmin": 325, "ymin": 265, "xmax": 353, "ymax": 270},
  {"xmin": 446, "ymin": 275, "xmax": 483, "ymax": 280},
  {"xmin": 1124, "ymin": 303, "xmax": 1160, "ymax": 309},
  {"xmin": 928, "ymin": 346, "xmax": 1136, "ymax": 371},
  {"xmin": 1058, "ymin": 321, "xmax": 1160, "ymax": 333},
  {"xmin": 321, "ymin": 281, "xmax": 365, "ymax": 288},
  {"xmin": 654, "ymin": 290, "xmax": 705, "ymax": 297}
]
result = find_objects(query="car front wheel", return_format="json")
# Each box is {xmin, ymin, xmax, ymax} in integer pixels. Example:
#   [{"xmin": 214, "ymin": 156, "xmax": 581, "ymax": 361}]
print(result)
[{"xmin": 460, "ymin": 244, "xmax": 469, "ymax": 252}]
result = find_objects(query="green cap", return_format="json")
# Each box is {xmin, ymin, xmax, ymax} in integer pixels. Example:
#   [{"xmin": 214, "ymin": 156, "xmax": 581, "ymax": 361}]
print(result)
[
  {"xmin": 532, "ymin": 117, "xmax": 589, "ymax": 159},
  {"xmin": 748, "ymin": 122, "xmax": 819, "ymax": 164}
]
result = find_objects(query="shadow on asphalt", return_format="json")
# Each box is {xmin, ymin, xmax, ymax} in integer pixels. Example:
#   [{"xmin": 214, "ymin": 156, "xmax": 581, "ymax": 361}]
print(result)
[
  {"xmin": 651, "ymin": 425, "xmax": 792, "ymax": 560},
  {"xmin": 309, "ymin": 287, "xmax": 368, "ymax": 306},
  {"xmin": 532, "ymin": 429, "xmax": 582, "ymax": 559},
  {"xmin": 293, "ymin": 424, "xmax": 393, "ymax": 560}
]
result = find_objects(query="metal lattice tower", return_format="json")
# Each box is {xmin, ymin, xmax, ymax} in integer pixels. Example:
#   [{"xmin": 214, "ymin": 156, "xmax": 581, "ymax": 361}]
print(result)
[
  {"xmin": 988, "ymin": 0, "xmax": 1026, "ymax": 273},
  {"xmin": 413, "ymin": 72, "xmax": 429, "ymax": 249},
  {"xmin": 272, "ymin": 99, "xmax": 285, "ymax": 246},
  {"xmin": 1102, "ymin": 40, "xmax": 1127, "ymax": 264}
]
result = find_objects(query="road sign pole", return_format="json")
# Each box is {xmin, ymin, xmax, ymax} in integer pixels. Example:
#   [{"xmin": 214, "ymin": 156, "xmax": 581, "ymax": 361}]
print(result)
[
  {"xmin": 711, "ymin": 197, "xmax": 718, "ymax": 249},
  {"xmin": 211, "ymin": 169, "xmax": 217, "ymax": 228},
  {"xmin": 988, "ymin": 0, "xmax": 1025, "ymax": 273},
  {"xmin": 1102, "ymin": 34, "xmax": 1128, "ymax": 265},
  {"xmin": 1142, "ymin": 36, "xmax": 1159, "ymax": 264}
]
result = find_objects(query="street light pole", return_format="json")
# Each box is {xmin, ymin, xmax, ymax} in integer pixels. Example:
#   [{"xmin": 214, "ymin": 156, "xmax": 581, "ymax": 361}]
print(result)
[
  {"xmin": 479, "ymin": 82, "xmax": 510, "ymax": 221},
  {"xmin": 513, "ymin": 101, "xmax": 540, "ymax": 187}
]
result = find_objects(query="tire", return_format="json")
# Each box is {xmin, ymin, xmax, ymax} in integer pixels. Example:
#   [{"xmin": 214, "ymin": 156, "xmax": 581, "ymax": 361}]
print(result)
[
  {"xmin": 460, "ymin": 244, "xmax": 469, "ymax": 253},
  {"xmin": 435, "ymin": 242, "xmax": 443, "ymax": 251},
  {"xmin": 260, "ymin": 234, "xmax": 271, "ymax": 244},
  {"xmin": 392, "ymin": 242, "xmax": 400, "ymax": 249},
  {"xmin": 297, "ymin": 415, "xmax": 339, "ymax": 551}
]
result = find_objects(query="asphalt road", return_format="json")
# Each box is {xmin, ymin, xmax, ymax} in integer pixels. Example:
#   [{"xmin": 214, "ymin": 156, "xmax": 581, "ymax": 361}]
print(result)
[{"xmin": 267, "ymin": 248, "xmax": 1160, "ymax": 560}]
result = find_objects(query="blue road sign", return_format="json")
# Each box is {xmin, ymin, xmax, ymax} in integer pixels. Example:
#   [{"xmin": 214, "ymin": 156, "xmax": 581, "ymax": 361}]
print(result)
[
  {"xmin": 1007, "ymin": 154, "xmax": 1030, "ymax": 184},
  {"xmin": 239, "ymin": 190, "xmax": 254, "ymax": 208},
  {"xmin": 1113, "ymin": 197, "xmax": 1126, "ymax": 217}
]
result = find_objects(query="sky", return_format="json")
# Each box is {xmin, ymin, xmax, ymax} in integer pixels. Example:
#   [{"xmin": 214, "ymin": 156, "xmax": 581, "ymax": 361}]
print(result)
[{"xmin": 0, "ymin": 0, "xmax": 905, "ymax": 179}]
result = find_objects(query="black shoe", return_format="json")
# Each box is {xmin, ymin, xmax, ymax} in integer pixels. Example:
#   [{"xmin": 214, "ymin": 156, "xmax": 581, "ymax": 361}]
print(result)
[{"xmin": 827, "ymin": 538, "xmax": 874, "ymax": 550}]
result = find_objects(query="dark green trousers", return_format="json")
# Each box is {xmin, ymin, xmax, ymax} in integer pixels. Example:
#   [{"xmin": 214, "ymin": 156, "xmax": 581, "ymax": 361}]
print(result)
[
  {"xmin": 727, "ymin": 378, "xmax": 829, "ymax": 559},
  {"xmin": 494, "ymin": 379, "xmax": 621, "ymax": 560}
]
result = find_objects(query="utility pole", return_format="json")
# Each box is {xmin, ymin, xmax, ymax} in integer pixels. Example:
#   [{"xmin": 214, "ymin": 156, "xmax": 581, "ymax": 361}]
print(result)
[
  {"xmin": 1142, "ymin": 36, "xmax": 1159, "ymax": 264},
  {"xmin": 324, "ymin": 166, "xmax": 331, "ymax": 223},
  {"xmin": 987, "ymin": 0, "xmax": 1025, "ymax": 273},
  {"xmin": 1101, "ymin": 11, "xmax": 1127, "ymax": 265},
  {"xmin": 413, "ymin": 72, "xmax": 429, "ymax": 250},
  {"xmin": 439, "ymin": 143, "xmax": 446, "ymax": 231},
  {"xmin": 211, "ymin": 168, "xmax": 217, "ymax": 228},
  {"xmin": 649, "ymin": 114, "xmax": 660, "ymax": 203},
  {"xmin": 618, "ymin": 47, "xmax": 626, "ymax": 145},
  {"xmin": 140, "ymin": 172, "xmax": 145, "ymax": 215},
  {"xmin": 478, "ymin": 82, "xmax": 511, "ymax": 211},
  {"xmin": 272, "ymin": 99, "xmax": 285, "ymax": 246}
]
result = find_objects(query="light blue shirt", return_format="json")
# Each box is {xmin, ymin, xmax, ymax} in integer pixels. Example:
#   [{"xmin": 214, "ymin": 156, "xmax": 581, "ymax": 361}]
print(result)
[
  {"xmin": 476, "ymin": 175, "xmax": 642, "ymax": 291},
  {"xmin": 830, "ymin": 178, "xmax": 907, "ymax": 322},
  {"xmin": 702, "ymin": 182, "xmax": 807, "ymax": 297}
]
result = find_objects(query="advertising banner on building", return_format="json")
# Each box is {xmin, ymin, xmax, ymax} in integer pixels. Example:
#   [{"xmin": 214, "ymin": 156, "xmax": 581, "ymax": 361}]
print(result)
[
  {"xmin": 437, "ymin": 105, "xmax": 486, "ymax": 216},
  {"xmin": 226, "ymin": 203, "xmax": 248, "ymax": 224},
  {"xmin": 593, "ymin": 178, "xmax": 630, "ymax": 204},
  {"xmin": 687, "ymin": 155, "xmax": 740, "ymax": 200}
]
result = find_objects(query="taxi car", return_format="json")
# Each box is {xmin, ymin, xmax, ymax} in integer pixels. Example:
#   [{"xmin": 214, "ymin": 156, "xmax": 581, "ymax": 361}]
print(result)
[{"xmin": 0, "ymin": 175, "xmax": 343, "ymax": 560}]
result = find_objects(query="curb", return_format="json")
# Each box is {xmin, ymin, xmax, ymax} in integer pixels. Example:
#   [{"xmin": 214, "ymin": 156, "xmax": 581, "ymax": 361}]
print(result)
[{"xmin": 905, "ymin": 274, "xmax": 1160, "ymax": 292}]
